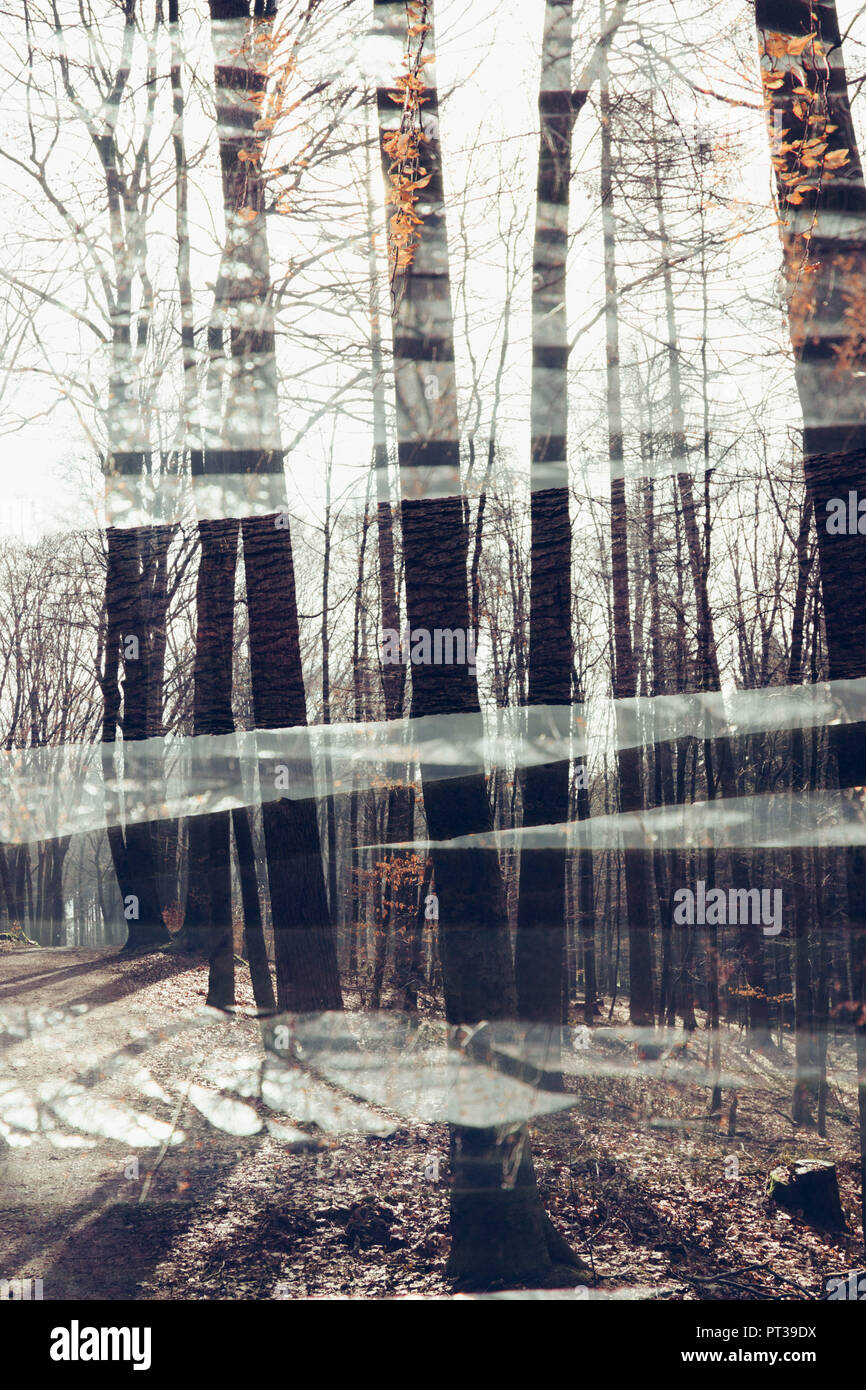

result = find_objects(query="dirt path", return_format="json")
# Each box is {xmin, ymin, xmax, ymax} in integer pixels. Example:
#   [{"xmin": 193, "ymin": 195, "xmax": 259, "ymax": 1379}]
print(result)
[
  {"xmin": 0, "ymin": 945, "xmax": 451, "ymax": 1300},
  {"xmin": 2, "ymin": 945, "xmax": 861, "ymax": 1301},
  {"xmin": 0, "ymin": 946, "xmax": 249, "ymax": 1298}
]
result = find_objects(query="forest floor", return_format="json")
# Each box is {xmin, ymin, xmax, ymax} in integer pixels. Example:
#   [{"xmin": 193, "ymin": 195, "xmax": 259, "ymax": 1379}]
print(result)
[{"xmin": 0, "ymin": 941, "xmax": 862, "ymax": 1300}]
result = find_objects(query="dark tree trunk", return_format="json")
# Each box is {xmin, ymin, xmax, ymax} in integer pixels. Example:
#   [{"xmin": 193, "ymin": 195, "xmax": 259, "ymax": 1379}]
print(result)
[
  {"xmin": 368, "ymin": 89, "xmax": 417, "ymax": 1011},
  {"xmin": 515, "ymin": 0, "xmax": 576, "ymax": 1027},
  {"xmin": 206, "ymin": 0, "xmax": 342, "ymax": 1012},
  {"xmin": 790, "ymin": 497, "xmax": 817, "ymax": 1122},
  {"xmin": 756, "ymin": 0, "xmax": 866, "ymax": 1238},
  {"xmin": 178, "ymin": 519, "xmax": 238, "ymax": 1009},
  {"xmin": 101, "ymin": 528, "xmax": 170, "ymax": 951},
  {"xmin": 600, "ymin": 32, "xmax": 654, "ymax": 1026},
  {"xmin": 348, "ymin": 493, "xmax": 373, "ymax": 983},
  {"xmin": 375, "ymin": 0, "xmax": 585, "ymax": 1290},
  {"xmin": 243, "ymin": 517, "xmax": 343, "ymax": 1011}
]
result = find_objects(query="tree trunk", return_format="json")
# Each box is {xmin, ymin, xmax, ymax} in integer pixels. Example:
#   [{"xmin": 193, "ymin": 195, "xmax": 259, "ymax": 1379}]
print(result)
[
  {"xmin": 375, "ymin": 0, "xmax": 583, "ymax": 1288},
  {"xmin": 756, "ymin": 0, "xmax": 866, "ymax": 1241},
  {"xmin": 101, "ymin": 529, "xmax": 170, "ymax": 951},
  {"xmin": 600, "ymin": 27, "xmax": 653, "ymax": 1025},
  {"xmin": 206, "ymin": 0, "xmax": 342, "ymax": 1011},
  {"xmin": 178, "ymin": 519, "xmax": 238, "ymax": 1009},
  {"xmin": 515, "ymin": 0, "xmax": 576, "ymax": 1028}
]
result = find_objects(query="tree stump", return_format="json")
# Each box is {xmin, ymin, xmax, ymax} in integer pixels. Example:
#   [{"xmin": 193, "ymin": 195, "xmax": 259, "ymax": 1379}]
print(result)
[{"xmin": 768, "ymin": 1159, "xmax": 845, "ymax": 1229}]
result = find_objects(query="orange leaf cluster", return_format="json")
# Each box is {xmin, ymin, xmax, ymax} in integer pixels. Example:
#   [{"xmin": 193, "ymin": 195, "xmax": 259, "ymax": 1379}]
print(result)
[
  {"xmin": 229, "ymin": 15, "xmax": 307, "ymax": 215},
  {"xmin": 383, "ymin": 2, "xmax": 434, "ymax": 288},
  {"xmin": 760, "ymin": 28, "xmax": 849, "ymax": 207}
]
